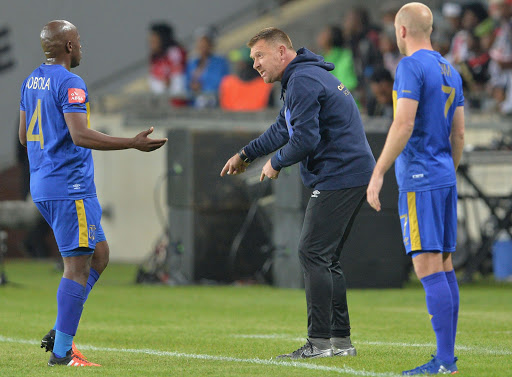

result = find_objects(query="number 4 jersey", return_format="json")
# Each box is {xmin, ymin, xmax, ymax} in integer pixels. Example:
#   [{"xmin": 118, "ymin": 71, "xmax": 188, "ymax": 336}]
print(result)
[
  {"xmin": 393, "ymin": 49, "xmax": 464, "ymax": 192},
  {"xmin": 20, "ymin": 64, "xmax": 96, "ymax": 202}
]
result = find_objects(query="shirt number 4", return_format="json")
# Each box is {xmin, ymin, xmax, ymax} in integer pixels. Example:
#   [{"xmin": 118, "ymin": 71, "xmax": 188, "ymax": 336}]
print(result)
[{"xmin": 27, "ymin": 99, "xmax": 44, "ymax": 149}]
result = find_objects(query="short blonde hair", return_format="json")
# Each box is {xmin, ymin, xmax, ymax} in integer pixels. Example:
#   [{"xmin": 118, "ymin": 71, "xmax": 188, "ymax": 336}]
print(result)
[
  {"xmin": 396, "ymin": 2, "xmax": 433, "ymax": 38},
  {"xmin": 247, "ymin": 27, "xmax": 293, "ymax": 49}
]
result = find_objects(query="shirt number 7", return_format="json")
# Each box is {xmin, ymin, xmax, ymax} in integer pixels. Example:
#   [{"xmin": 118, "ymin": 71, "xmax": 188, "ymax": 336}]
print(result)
[{"xmin": 441, "ymin": 85, "xmax": 455, "ymax": 118}]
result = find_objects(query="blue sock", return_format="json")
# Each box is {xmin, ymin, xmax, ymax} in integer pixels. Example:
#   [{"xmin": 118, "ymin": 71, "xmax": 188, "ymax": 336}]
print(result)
[
  {"xmin": 53, "ymin": 278, "xmax": 85, "ymax": 358},
  {"xmin": 445, "ymin": 270, "xmax": 459, "ymax": 346},
  {"xmin": 420, "ymin": 271, "xmax": 454, "ymax": 364},
  {"xmin": 53, "ymin": 330, "xmax": 73, "ymax": 359},
  {"xmin": 53, "ymin": 268, "xmax": 100, "ymax": 330}
]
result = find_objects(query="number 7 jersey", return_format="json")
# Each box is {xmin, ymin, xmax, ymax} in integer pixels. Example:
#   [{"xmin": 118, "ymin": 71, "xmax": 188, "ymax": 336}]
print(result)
[
  {"xmin": 392, "ymin": 49, "xmax": 464, "ymax": 192},
  {"xmin": 20, "ymin": 63, "xmax": 96, "ymax": 202}
]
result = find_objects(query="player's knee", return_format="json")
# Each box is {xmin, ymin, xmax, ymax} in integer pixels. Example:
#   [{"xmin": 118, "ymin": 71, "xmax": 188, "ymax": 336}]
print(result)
[{"xmin": 92, "ymin": 241, "xmax": 110, "ymax": 273}]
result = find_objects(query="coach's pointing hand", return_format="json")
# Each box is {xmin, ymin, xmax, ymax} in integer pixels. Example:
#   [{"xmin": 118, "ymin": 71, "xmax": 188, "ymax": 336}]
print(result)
[
  {"xmin": 133, "ymin": 127, "xmax": 168, "ymax": 152},
  {"xmin": 260, "ymin": 159, "xmax": 279, "ymax": 181},
  {"xmin": 220, "ymin": 154, "xmax": 248, "ymax": 177}
]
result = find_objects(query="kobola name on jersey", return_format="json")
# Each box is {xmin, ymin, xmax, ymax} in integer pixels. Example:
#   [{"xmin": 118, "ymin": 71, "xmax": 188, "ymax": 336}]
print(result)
[{"xmin": 26, "ymin": 77, "xmax": 51, "ymax": 90}]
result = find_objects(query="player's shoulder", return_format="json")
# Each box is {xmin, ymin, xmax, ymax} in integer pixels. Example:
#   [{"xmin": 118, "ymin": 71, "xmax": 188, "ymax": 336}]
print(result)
[
  {"xmin": 396, "ymin": 54, "xmax": 424, "ymax": 79},
  {"xmin": 58, "ymin": 68, "xmax": 85, "ymax": 85}
]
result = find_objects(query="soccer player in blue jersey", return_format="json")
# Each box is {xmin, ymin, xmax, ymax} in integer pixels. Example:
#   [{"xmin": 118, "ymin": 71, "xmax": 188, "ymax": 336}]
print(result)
[
  {"xmin": 367, "ymin": 3, "xmax": 465, "ymax": 375},
  {"xmin": 19, "ymin": 20, "xmax": 167, "ymax": 367}
]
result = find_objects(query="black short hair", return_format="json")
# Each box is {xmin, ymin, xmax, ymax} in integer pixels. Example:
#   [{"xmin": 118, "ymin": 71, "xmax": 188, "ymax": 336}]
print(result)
[
  {"xmin": 329, "ymin": 26, "xmax": 344, "ymax": 48},
  {"xmin": 150, "ymin": 22, "xmax": 175, "ymax": 49},
  {"xmin": 462, "ymin": 3, "xmax": 488, "ymax": 24},
  {"xmin": 370, "ymin": 68, "xmax": 393, "ymax": 83}
]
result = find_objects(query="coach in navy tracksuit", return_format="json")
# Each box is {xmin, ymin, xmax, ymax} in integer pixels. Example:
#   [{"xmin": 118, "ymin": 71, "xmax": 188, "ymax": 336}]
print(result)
[{"xmin": 221, "ymin": 27, "xmax": 375, "ymax": 359}]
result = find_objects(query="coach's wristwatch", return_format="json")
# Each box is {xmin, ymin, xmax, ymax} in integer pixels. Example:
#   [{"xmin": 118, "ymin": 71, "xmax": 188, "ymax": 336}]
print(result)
[{"xmin": 238, "ymin": 149, "xmax": 252, "ymax": 164}]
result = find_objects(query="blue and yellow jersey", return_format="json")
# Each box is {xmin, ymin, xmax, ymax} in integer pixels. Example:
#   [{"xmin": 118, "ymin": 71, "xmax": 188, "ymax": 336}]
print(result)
[
  {"xmin": 20, "ymin": 64, "xmax": 96, "ymax": 202},
  {"xmin": 393, "ymin": 49, "xmax": 464, "ymax": 192}
]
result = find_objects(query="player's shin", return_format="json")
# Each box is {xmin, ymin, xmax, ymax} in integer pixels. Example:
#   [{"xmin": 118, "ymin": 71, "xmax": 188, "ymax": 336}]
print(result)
[
  {"xmin": 53, "ymin": 278, "xmax": 86, "ymax": 357},
  {"xmin": 420, "ymin": 271, "xmax": 454, "ymax": 364}
]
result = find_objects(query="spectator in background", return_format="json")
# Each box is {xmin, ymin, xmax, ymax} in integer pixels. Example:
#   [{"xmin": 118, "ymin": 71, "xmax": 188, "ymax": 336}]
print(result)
[
  {"xmin": 430, "ymin": 3, "xmax": 462, "ymax": 57},
  {"xmin": 442, "ymin": 2, "xmax": 462, "ymax": 40},
  {"xmin": 316, "ymin": 25, "xmax": 357, "ymax": 90},
  {"xmin": 219, "ymin": 47, "xmax": 273, "ymax": 111},
  {"xmin": 378, "ymin": 25, "xmax": 402, "ymax": 78},
  {"xmin": 148, "ymin": 22, "xmax": 187, "ymax": 107},
  {"xmin": 379, "ymin": 2, "xmax": 400, "ymax": 29},
  {"xmin": 447, "ymin": 3, "xmax": 489, "ymax": 64},
  {"xmin": 366, "ymin": 68, "xmax": 394, "ymax": 119},
  {"xmin": 457, "ymin": 23, "xmax": 492, "ymax": 107},
  {"xmin": 342, "ymin": 7, "xmax": 382, "ymax": 106},
  {"xmin": 488, "ymin": 0, "xmax": 512, "ymax": 115},
  {"xmin": 186, "ymin": 28, "xmax": 230, "ymax": 108}
]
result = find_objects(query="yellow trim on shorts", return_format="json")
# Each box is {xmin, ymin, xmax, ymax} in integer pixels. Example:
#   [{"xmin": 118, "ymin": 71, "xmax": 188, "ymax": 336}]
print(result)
[
  {"xmin": 75, "ymin": 200, "xmax": 88, "ymax": 248},
  {"xmin": 407, "ymin": 192, "xmax": 422, "ymax": 250}
]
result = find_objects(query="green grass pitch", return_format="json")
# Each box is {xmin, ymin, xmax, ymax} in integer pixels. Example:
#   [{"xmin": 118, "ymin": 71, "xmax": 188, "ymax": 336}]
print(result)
[{"xmin": 0, "ymin": 261, "xmax": 510, "ymax": 376}]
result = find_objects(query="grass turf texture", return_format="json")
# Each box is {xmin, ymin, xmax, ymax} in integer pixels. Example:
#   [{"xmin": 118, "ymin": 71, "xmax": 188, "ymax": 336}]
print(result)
[{"xmin": 0, "ymin": 261, "xmax": 510, "ymax": 377}]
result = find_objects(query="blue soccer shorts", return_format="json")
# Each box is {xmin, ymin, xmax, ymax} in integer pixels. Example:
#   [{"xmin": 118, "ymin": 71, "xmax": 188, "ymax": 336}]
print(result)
[
  {"xmin": 35, "ymin": 197, "xmax": 106, "ymax": 257},
  {"xmin": 398, "ymin": 185, "xmax": 457, "ymax": 255}
]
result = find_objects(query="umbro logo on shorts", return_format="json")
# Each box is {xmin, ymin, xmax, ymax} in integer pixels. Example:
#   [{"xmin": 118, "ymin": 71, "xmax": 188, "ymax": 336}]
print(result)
[{"xmin": 311, "ymin": 190, "xmax": 320, "ymax": 198}]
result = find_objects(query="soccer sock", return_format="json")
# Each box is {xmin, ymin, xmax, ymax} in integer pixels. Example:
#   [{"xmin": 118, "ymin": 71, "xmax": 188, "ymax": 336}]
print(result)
[
  {"xmin": 309, "ymin": 337, "xmax": 331, "ymax": 350},
  {"xmin": 420, "ymin": 271, "xmax": 454, "ymax": 364},
  {"xmin": 445, "ymin": 270, "xmax": 459, "ymax": 347},
  {"xmin": 53, "ymin": 268, "xmax": 100, "ymax": 330},
  {"xmin": 331, "ymin": 336, "xmax": 352, "ymax": 349},
  {"xmin": 53, "ymin": 278, "xmax": 86, "ymax": 358}
]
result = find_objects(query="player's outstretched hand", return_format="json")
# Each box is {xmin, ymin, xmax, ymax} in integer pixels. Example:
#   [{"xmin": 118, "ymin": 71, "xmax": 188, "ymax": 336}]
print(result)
[
  {"xmin": 133, "ymin": 127, "xmax": 167, "ymax": 152},
  {"xmin": 220, "ymin": 154, "xmax": 247, "ymax": 177}
]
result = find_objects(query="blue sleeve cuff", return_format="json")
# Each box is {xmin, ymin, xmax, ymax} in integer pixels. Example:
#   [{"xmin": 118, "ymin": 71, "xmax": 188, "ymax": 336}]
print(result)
[
  {"xmin": 243, "ymin": 144, "xmax": 257, "ymax": 162},
  {"xmin": 270, "ymin": 152, "xmax": 283, "ymax": 171}
]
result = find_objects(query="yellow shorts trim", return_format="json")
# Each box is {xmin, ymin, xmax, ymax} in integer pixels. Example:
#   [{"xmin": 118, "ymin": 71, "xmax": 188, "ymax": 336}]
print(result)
[
  {"xmin": 407, "ymin": 192, "xmax": 422, "ymax": 250},
  {"xmin": 75, "ymin": 199, "xmax": 89, "ymax": 248}
]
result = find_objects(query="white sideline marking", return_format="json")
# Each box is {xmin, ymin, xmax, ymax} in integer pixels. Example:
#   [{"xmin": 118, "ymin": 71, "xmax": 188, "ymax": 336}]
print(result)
[
  {"xmin": 0, "ymin": 335, "xmax": 398, "ymax": 377},
  {"xmin": 234, "ymin": 334, "xmax": 512, "ymax": 356}
]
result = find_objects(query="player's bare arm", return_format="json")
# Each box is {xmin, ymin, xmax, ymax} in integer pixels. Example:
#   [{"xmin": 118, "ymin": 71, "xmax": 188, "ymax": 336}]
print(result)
[
  {"xmin": 64, "ymin": 112, "xmax": 167, "ymax": 152},
  {"xmin": 449, "ymin": 106, "xmax": 465, "ymax": 170},
  {"xmin": 19, "ymin": 110, "xmax": 27, "ymax": 147},
  {"xmin": 367, "ymin": 98, "xmax": 418, "ymax": 211}
]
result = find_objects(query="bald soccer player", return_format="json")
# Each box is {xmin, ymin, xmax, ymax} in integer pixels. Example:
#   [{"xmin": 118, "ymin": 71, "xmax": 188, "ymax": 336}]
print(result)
[
  {"xmin": 19, "ymin": 20, "xmax": 167, "ymax": 367},
  {"xmin": 367, "ymin": 3, "xmax": 464, "ymax": 375}
]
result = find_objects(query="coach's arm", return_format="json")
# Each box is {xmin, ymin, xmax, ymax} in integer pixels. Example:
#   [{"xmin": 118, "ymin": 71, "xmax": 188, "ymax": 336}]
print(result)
[
  {"xmin": 450, "ymin": 106, "xmax": 465, "ymax": 171},
  {"xmin": 65, "ymin": 112, "xmax": 167, "ymax": 152}
]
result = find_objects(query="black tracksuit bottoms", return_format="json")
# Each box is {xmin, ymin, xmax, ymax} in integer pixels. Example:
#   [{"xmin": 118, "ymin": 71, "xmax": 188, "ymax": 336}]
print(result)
[{"xmin": 298, "ymin": 184, "xmax": 367, "ymax": 339}]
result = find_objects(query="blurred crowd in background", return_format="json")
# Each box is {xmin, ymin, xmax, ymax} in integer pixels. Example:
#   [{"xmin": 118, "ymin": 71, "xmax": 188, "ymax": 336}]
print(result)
[{"xmin": 148, "ymin": 0, "xmax": 512, "ymax": 117}]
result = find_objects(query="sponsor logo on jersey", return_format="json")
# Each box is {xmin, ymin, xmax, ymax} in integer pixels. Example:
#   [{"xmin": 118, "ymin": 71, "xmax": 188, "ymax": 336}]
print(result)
[
  {"xmin": 68, "ymin": 88, "xmax": 86, "ymax": 103},
  {"xmin": 412, "ymin": 173, "xmax": 424, "ymax": 179}
]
